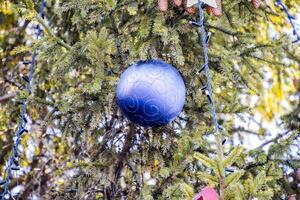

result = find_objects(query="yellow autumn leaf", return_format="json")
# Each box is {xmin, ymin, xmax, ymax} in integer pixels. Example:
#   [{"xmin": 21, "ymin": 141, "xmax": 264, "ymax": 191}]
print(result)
[{"xmin": 0, "ymin": 1, "xmax": 13, "ymax": 15}]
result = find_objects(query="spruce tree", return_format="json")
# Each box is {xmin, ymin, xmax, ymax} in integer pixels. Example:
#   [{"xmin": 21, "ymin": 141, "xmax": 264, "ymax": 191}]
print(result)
[{"xmin": 0, "ymin": 0, "xmax": 299, "ymax": 199}]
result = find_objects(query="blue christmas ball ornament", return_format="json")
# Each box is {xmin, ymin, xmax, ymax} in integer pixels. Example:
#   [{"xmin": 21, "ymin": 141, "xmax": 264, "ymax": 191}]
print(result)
[{"xmin": 116, "ymin": 59, "xmax": 186, "ymax": 127}]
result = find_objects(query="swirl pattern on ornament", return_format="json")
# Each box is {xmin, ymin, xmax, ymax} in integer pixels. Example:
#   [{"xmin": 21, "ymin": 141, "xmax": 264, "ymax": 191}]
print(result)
[{"xmin": 116, "ymin": 60, "xmax": 186, "ymax": 127}]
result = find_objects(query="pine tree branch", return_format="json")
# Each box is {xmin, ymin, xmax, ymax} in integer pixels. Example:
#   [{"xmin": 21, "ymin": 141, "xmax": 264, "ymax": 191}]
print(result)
[
  {"xmin": 0, "ymin": 21, "xmax": 29, "ymax": 91},
  {"xmin": 113, "ymin": 124, "xmax": 135, "ymax": 198},
  {"xmin": 35, "ymin": 15, "xmax": 72, "ymax": 50},
  {"xmin": 240, "ymin": 44, "xmax": 274, "ymax": 57},
  {"xmin": 242, "ymin": 2, "xmax": 263, "ymax": 17},
  {"xmin": 254, "ymin": 131, "xmax": 292, "ymax": 150},
  {"xmin": 231, "ymin": 127, "xmax": 260, "ymax": 135},
  {"xmin": 284, "ymin": 47, "xmax": 300, "ymax": 63},
  {"xmin": 109, "ymin": 13, "xmax": 125, "ymax": 68},
  {"xmin": 245, "ymin": 158, "xmax": 300, "ymax": 170},
  {"xmin": 216, "ymin": 132, "xmax": 225, "ymax": 200},
  {"xmin": 28, "ymin": 96, "xmax": 56, "ymax": 106},
  {"xmin": 2, "ymin": 76, "xmax": 22, "ymax": 89},
  {"xmin": 244, "ymin": 156, "xmax": 269, "ymax": 170},
  {"xmin": 206, "ymin": 23, "xmax": 237, "ymax": 36},
  {"xmin": 0, "ymin": 93, "xmax": 16, "ymax": 103},
  {"xmin": 242, "ymin": 57, "xmax": 264, "ymax": 79}
]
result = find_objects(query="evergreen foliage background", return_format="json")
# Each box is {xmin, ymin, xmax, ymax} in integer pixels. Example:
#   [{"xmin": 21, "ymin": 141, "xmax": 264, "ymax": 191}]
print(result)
[{"xmin": 0, "ymin": 0, "xmax": 299, "ymax": 199}]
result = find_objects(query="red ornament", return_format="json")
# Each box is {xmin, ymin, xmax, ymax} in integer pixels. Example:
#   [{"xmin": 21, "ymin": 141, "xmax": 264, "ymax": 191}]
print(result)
[
  {"xmin": 295, "ymin": 169, "xmax": 300, "ymax": 182},
  {"xmin": 251, "ymin": 0, "xmax": 261, "ymax": 9},
  {"xmin": 173, "ymin": 0, "xmax": 182, "ymax": 7},
  {"xmin": 205, "ymin": 6, "xmax": 213, "ymax": 15},
  {"xmin": 288, "ymin": 194, "xmax": 297, "ymax": 200},
  {"xmin": 206, "ymin": 0, "xmax": 222, "ymax": 16},
  {"xmin": 193, "ymin": 187, "xmax": 219, "ymax": 200},
  {"xmin": 213, "ymin": 0, "xmax": 222, "ymax": 16},
  {"xmin": 186, "ymin": 6, "xmax": 196, "ymax": 14},
  {"xmin": 158, "ymin": 0, "xmax": 168, "ymax": 11}
]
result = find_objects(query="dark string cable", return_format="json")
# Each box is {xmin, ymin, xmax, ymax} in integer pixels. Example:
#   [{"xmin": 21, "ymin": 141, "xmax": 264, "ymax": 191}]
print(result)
[
  {"xmin": 196, "ymin": 0, "xmax": 220, "ymax": 134},
  {"xmin": 1, "ymin": 0, "xmax": 45, "ymax": 199},
  {"xmin": 275, "ymin": 0, "xmax": 300, "ymax": 43},
  {"xmin": 191, "ymin": 0, "xmax": 299, "ymax": 134}
]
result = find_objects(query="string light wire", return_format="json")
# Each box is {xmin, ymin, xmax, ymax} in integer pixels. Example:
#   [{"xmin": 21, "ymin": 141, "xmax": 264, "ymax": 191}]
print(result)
[
  {"xmin": 275, "ymin": 0, "xmax": 300, "ymax": 43},
  {"xmin": 196, "ymin": 0, "xmax": 220, "ymax": 133},
  {"xmin": 1, "ymin": 0, "xmax": 45, "ymax": 199}
]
